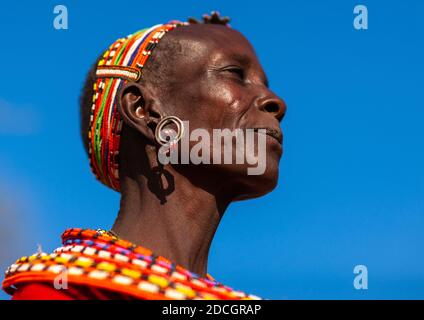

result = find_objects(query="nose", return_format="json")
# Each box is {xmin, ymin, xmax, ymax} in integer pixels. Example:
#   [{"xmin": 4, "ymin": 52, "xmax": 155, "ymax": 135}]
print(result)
[{"xmin": 256, "ymin": 93, "xmax": 287, "ymax": 122}]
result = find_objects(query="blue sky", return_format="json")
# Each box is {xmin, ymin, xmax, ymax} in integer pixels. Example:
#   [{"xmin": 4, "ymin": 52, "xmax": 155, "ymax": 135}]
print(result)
[{"xmin": 0, "ymin": 0, "xmax": 423, "ymax": 299}]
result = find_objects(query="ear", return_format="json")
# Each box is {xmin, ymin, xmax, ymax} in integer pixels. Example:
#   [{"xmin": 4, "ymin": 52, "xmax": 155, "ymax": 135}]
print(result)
[{"xmin": 118, "ymin": 82, "xmax": 162, "ymax": 143}]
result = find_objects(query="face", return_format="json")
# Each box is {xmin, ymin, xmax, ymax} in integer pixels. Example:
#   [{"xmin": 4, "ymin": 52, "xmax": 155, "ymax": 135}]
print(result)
[{"xmin": 144, "ymin": 24, "xmax": 286, "ymax": 201}]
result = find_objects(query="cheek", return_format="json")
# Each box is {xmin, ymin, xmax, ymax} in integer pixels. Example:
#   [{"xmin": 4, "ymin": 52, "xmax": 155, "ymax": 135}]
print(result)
[
  {"xmin": 206, "ymin": 83, "xmax": 251, "ymax": 127},
  {"xmin": 176, "ymin": 79, "xmax": 250, "ymax": 132},
  {"xmin": 211, "ymin": 84, "xmax": 236, "ymax": 106}
]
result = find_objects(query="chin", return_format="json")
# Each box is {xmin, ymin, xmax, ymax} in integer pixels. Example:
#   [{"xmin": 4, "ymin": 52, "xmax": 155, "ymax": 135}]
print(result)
[{"xmin": 231, "ymin": 165, "xmax": 280, "ymax": 201}]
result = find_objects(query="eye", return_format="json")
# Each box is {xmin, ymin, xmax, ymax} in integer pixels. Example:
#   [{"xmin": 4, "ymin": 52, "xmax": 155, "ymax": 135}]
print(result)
[{"xmin": 222, "ymin": 66, "xmax": 245, "ymax": 80}]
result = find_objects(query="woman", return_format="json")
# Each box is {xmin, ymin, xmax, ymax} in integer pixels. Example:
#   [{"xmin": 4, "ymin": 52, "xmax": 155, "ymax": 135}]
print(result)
[{"xmin": 2, "ymin": 11, "xmax": 286, "ymax": 300}]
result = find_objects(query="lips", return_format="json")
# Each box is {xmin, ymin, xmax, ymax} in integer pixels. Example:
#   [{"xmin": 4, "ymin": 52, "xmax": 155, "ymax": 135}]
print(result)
[{"xmin": 253, "ymin": 127, "xmax": 283, "ymax": 144}]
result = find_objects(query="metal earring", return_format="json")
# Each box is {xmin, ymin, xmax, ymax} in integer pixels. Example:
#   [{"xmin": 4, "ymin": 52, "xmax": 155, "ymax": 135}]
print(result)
[{"xmin": 154, "ymin": 115, "xmax": 184, "ymax": 146}]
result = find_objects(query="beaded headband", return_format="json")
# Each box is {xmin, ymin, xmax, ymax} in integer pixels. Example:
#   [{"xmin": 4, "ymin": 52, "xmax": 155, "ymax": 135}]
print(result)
[{"xmin": 88, "ymin": 21, "xmax": 189, "ymax": 192}]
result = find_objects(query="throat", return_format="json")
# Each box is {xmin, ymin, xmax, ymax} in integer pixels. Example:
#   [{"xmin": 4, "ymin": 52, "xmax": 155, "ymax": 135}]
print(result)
[{"xmin": 111, "ymin": 171, "xmax": 227, "ymax": 277}]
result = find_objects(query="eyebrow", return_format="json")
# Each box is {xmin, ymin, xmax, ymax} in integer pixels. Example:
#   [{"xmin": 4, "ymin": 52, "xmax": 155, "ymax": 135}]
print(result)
[
  {"xmin": 229, "ymin": 53, "xmax": 251, "ymax": 66},
  {"xmin": 228, "ymin": 53, "xmax": 270, "ymax": 88}
]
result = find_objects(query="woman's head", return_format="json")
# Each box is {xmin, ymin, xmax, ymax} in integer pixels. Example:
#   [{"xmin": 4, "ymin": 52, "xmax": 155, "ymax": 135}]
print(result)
[{"xmin": 80, "ymin": 13, "xmax": 286, "ymax": 203}]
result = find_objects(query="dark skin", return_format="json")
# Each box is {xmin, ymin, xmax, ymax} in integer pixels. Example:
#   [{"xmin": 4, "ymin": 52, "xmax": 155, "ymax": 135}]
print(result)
[{"xmin": 111, "ymin": 24, "xmax": 287, "ymax": 277}]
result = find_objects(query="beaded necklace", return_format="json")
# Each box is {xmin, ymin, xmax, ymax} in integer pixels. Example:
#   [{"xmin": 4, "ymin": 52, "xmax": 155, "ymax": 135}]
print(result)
[{"xmin": 3, "ymin": 228, "xmax": 261, "ymax": 300}]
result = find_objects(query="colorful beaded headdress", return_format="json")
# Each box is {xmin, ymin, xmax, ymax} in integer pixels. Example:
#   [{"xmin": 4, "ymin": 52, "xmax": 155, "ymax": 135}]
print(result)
[{"xmin": 88, "ymin": 21, "xmax": 189, "ymax": 192}]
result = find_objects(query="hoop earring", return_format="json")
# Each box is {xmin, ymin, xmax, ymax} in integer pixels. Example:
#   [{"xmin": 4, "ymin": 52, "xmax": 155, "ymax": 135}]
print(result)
[{"xmin": 155, "ymin": 115, "xmax": 184, "ymax": 146}]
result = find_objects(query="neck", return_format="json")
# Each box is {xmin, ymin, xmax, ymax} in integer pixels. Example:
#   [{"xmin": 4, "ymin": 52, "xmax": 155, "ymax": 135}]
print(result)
[{"xmin": 111, "ymin": 155, "xmax": 229, "ymax": 277}]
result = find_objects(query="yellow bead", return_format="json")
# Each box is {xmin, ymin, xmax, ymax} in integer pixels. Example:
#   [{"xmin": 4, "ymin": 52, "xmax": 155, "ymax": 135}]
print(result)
[
  {"xmin": 121, "ymin": 268, "xmax": 141, "ymax": 279},
  {"xmin": 97, "ymin": 262, "xmax": 116, "ymax": 272},
  {"xmin": 54, "ymin": 256, "xmax": 68, "ymax": 264},
  {"xmin": 148, "ymin": 274, "xmax": 168, "ymax": 288},
  {"xmin": 28, "ymin": 255, "xmax": 38, "ymax": 261},
  {"xmin": 175, "ymin": 284, "xmax": 196, "ymax": 298},
  {"xmin": 75, "ymin": 257, "xmax": 93, "ymax": 268}
]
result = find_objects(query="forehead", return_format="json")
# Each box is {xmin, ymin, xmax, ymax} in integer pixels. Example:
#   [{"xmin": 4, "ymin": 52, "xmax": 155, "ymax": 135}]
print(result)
[{"xmin": 168, "ymin": 24, "xmax": 261, "ymax": 68}]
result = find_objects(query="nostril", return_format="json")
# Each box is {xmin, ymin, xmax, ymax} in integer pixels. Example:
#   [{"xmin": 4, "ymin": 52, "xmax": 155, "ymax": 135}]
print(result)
[
  {"xmin": 257, "ymin": 95, "xmax": 287, "ymax": 121},
  {"xmin": 264, "ymin": 102, "xmax": 280, "ymax": 114}
]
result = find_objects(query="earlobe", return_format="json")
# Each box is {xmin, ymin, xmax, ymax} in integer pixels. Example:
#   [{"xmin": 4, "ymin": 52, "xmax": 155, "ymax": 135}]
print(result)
[{"xmin": 118, "ymin": 82, "xmax": 161, "ymax": 142}]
